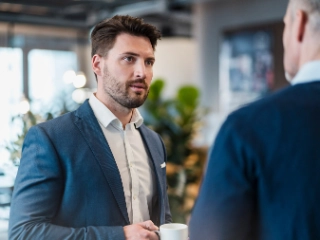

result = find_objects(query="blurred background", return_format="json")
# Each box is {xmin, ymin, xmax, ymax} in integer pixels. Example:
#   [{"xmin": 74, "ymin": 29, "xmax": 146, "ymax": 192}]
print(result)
[{"xmin": 0, "ymin": 0, "xmax": 290, "ymax": 238}]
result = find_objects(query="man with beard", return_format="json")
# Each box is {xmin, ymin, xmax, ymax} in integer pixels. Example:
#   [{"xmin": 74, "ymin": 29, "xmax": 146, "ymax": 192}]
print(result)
[
  {"xmin": 9, "ymin": 15, "xmax": 171, "ymax": 240},
  {"xmin": 189, "ymin": 0, "xmax": 320, "ymax": 239}
]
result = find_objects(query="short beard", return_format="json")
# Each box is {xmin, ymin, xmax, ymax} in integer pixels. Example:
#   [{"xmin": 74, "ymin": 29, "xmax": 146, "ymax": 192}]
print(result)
[
  {"xmin": 119, "ymin": 79, "xmax": 149, "ymax": 108},
  {"xmin": 102, "ymin": 70, "xmax": 149, "ymax": 109}
]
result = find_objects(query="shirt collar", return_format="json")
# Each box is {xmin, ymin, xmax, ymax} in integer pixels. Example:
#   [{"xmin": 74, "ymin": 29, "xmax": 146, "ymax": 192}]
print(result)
[
  {"xmin": 291, "ymin": 60, "xmax": 320, "ymax": 85},
  {"xmin": 88, "ymin": 93, "xmax": 144, "ymax": 129},
  {"xmin": 131, "ymin": 107, "xmax": 144, "ymax": 128}
]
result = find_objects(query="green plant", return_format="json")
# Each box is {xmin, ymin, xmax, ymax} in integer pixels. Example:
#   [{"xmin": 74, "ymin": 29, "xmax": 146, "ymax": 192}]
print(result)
[{"xmin": 143, "ymin": 78, "xmax": 208, "ymax": 223}]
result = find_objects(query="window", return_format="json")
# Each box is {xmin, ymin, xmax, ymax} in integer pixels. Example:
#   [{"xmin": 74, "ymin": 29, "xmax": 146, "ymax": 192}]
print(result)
[
  {"xmin": 0, "ymin": 47, "xmax": 23, "ymax": 163},
  {"xmin": 28, "ymin": 49, "xmax": 77, "ymax": 114}
]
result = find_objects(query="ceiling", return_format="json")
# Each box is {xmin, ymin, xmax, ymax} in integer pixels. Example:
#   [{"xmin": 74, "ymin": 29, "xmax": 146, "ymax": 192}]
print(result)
[{"xmin": 0, "ymin": 0, "xmax": 192, "ymax": 35}]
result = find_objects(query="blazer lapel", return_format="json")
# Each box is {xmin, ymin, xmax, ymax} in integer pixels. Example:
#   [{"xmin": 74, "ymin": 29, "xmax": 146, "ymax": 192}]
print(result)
[
  {"xmin": 138, "ymin": 125, "xmax": 165, "ymax": 224},
  {"xmin": 139, "ymin": 125, "xmax": 164, "ymax": 182},
  {"xmin": 73, "ymin": 100, "xmax": 130, "ymax": 224}
]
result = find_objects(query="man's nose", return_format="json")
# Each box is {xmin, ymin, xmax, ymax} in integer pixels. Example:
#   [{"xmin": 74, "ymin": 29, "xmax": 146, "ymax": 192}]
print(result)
[{"xmin": 134, "ymin": 61, "xmax": 147, "ymax": 79}]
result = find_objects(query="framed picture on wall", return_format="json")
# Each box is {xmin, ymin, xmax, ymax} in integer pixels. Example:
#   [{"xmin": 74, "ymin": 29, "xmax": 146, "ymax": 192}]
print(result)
[{"xmin": 219, "ymin": 22, "xmax": 287, "ymax": 113}]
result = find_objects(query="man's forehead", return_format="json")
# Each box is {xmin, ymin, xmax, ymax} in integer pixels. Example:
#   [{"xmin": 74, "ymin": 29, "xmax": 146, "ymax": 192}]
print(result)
[
  {"xmin": 114, "ymin": 33, "xmax": 151, "ymax": 46},
  {"xmin": 111, "ymin": 33, "xmax": 154, "ymax": 56}
]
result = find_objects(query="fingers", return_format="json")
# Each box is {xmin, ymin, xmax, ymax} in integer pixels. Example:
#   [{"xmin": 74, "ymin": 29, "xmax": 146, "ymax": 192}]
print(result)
[
  {"xmin": 149, "ymin": 231, "xmax": 160, "ymax": 240},
  {"xmin": 139, "ymin": 220, "xmax": 159, "ymax": 231},
  {"xmin": 124, "ymin": 222, "xmax": 159, "ymax": 240},
  {"xmin": 140, "ymin": 230, "xmax": 159, "ymax": 240}
]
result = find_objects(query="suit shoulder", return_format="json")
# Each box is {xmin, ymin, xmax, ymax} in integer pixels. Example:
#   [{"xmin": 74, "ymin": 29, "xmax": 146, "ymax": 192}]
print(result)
[
  {"xmin": 33, "ymin": 111, "xmax": 76, "ymax": 133},
  {"xmin": 230, "ymin": 85, "xmax": 295, "ymax": 117},
  {"xmin": 225, "ymin": 85, "xmax": 300, "ymax": 129}
]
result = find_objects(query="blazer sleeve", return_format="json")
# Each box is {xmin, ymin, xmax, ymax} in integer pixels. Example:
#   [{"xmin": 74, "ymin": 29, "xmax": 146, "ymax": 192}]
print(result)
[
  {"xmin": 189, "ymin": 114, "xmax": 256, "ymax": 240},
  {"xmin": 8, "ymin": 126, "xmax": 125, "ymax": 240}
]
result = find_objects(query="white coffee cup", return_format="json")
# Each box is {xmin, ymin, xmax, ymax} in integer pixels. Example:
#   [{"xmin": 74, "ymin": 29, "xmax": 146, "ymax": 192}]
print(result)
[{"xmin": 159, "ymin": 223, "xmax": 188, "ymax": 240}]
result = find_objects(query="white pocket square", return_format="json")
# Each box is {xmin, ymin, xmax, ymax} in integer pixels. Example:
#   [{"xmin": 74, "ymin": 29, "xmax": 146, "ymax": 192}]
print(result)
[{"xmin": 160, "ymin": 162, "xmax": 166, "ymax": 168}]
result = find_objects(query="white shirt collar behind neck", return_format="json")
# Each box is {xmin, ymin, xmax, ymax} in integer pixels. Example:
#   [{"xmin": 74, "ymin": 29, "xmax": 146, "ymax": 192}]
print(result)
[{"xmin": 291, "ymin": 60, "xmax": 320, "ymax": 86}]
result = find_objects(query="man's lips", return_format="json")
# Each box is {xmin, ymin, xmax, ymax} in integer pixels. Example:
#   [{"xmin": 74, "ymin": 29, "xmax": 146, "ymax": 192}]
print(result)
[{"xmin": 129, "ymin": 83, "xmax": 147, "ymax": 90}]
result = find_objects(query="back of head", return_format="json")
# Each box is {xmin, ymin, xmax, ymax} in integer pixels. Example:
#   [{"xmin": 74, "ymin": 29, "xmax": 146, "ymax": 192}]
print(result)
[
  {"xmin": 90, "ymin": 15, "xmax": 161, "ymax": 58},
  {"xmin": 283, "ymin": 0, "xmax": 320, "ymax": 78},
  {"xmin": 290, "ymin": 0, "xmax": 320, "ymax": 32}
]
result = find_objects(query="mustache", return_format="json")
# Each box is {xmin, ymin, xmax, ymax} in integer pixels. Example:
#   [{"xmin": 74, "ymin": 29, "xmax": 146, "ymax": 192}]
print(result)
[{"xmin": 127, "ymin": 79, "xmax": 148, "ymax": 89}]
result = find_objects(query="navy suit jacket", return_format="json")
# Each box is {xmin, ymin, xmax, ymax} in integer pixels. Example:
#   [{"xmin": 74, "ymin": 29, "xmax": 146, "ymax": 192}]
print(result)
[
  {"xmin": 189, "ymin": 82, "xmax": 320, "ymax": 240},
  {"xmin": 9, "ymin": 100, "xmax": 171, "ymax": 240}
]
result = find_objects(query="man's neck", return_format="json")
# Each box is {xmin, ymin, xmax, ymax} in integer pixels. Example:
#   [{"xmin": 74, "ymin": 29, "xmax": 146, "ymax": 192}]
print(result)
[
  {"xmin": 94, "ymin": 92, "xmax": 133, "ymax": 128},
  {"xmin": 299, "ymin": 31, "xmax": 320, "ymax": 68}
]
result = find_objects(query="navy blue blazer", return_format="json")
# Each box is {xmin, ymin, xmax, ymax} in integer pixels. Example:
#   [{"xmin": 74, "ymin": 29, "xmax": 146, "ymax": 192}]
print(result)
[
  {"xmin": 189, "ymin": 82, "xmax": 320, "ymax": 240},
  {"xmin": 9, "ymin": 100, "xmax": 171, "ymax": 240}
]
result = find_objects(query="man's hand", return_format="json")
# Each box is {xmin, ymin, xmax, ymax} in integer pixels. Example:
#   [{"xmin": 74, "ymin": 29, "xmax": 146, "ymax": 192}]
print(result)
[{"xmin": 123, "ymin": 220, "xmax": 159, "ymax": 240}]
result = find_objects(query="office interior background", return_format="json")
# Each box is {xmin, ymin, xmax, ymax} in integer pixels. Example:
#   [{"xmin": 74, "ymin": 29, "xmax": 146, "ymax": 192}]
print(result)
[{"xmin": 0, "ymin": 0, "xmax": 290, "ymax": 238}]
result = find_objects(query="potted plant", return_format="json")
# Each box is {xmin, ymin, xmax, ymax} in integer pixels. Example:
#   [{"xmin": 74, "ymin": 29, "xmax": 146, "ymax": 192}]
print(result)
[{"xmin": 142, "ymin": 78, "xmax": 208, "ymax": 223}]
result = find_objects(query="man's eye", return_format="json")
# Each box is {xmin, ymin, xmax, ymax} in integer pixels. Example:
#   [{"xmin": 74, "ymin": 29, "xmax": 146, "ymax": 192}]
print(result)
[
  {"xmin": 124, "ymin": 56, "xmax": 133, "ymax": 62},
  {"xmin": 146, "ymin": 60, "xmax": 154, "ymax": 66}
]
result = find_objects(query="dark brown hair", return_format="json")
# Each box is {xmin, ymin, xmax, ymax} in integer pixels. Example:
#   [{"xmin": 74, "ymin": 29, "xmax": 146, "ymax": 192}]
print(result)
[{"xmin": 91, "ymin": 15, "xmax": 162, "ymax": 58}]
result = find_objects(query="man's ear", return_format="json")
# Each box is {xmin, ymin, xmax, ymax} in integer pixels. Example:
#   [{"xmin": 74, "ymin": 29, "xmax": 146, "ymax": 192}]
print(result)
[
  {"xmin": 92, "ymin": 54, "xmax": 102, "ymax": 76},
  {"xmin": 295, "ymin": 9, "xmax": 308, "ymax": 42}
]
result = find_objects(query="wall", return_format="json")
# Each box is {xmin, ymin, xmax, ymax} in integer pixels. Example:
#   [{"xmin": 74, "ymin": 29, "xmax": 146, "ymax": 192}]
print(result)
[
  {"xmin": 192, "ymin": 0, "xmax": 289, "ymax": 145},
  {"xmin": 153, "ymin": 37, "xmax": 197, "ymax": 99}
]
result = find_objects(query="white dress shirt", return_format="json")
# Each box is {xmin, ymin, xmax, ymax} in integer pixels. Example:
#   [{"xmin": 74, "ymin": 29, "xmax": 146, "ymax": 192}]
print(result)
[
  {"xmin": 89, "ymin": 94, "xmax": 156, "ymax": 224},
  {"xmin": 291, "ymin": 60, "xmax": 320, "ymax": 86}
]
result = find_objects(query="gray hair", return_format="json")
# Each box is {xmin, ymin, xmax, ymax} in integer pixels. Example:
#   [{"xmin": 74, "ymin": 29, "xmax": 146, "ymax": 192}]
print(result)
[{"xmin": 290, "ymin": 0, "xmax": 320, "ymax": 31}]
